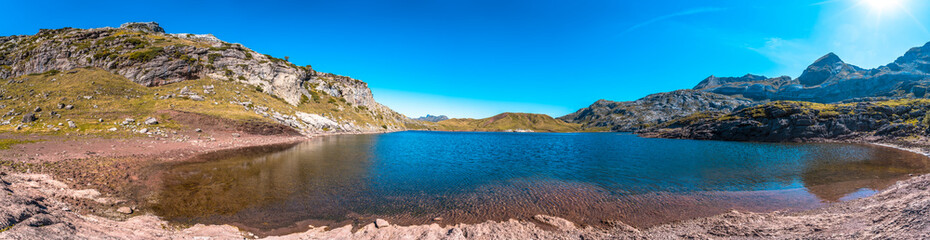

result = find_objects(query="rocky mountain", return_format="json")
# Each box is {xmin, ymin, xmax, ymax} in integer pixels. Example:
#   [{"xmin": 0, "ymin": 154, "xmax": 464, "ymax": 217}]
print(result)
[
  {"xmin": 0, "ymin": 22, "xmax": 421, "ymax": 134},
  {"xmin": 641, "ymin": 100, "xmax": 930, "ymax": 142},
  {"xmin": 436, "ymin": 112, "xmax": 582, "ymax": 132},
  {"xmin": 559, "ymin": 90, "xmax": 752, "ymax": 132},
  {"xmin": 413, "ymin": 114, "xmax": 449, "ymax": 122},
  {"xmin": 693, "ymin": 42, "xmax": 930, "ymax": 103}
]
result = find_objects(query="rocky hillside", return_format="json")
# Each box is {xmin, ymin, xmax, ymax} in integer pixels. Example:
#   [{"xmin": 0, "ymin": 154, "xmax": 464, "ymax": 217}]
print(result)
[
  {"xmin": 0, "ymin": 22, "xmax": 423, "ymax": 134},
  {"xmin": 693, "ymin": 42, "xmax": 930, "ymax": 103},
  {"xmin": 413, "ymin": 114, "xmax": 448, "ymax": 122},
  {"xmin": 559, "ymin": 90, "xmax": 752, "ymax": 132},
  {"xmin": 434, "ymin": 112, "xmax": 583, "ymax": 132},
  {"xmin": 641, "ymin": 100, "xmax": 930, "ymax": 142}
]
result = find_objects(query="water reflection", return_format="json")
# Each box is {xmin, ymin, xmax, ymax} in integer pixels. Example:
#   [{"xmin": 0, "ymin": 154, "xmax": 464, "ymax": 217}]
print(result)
[{"xmin": 151, "ymin": 132, "xmax": 930, "ymax": 235}]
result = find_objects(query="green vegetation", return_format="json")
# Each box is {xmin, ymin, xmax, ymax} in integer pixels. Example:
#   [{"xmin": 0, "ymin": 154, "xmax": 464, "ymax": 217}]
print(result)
[
  {"xmin": 0, "ymin": 139, "xmax": 36, "ymax": 149},
  {"xmin": 207, "ymin": 53, "xmax": 221, "ymax": 64},
  {"xmin": 434, "ymin": 112, "xmax": 585, "ymax": 132},
  {"xmin": 127, "ymin": 47, "xmax": 163, "ymax": 61}
]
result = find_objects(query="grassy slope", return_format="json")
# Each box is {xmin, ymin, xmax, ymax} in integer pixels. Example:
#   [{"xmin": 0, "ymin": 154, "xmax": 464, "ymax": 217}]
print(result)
[
  {"xmin": 433, "ymin": 112, "xmax": 586, "ymax": 132},
  {"xmin": 0, "ymin": 68, "xmax": 410, "ymax": 136}
]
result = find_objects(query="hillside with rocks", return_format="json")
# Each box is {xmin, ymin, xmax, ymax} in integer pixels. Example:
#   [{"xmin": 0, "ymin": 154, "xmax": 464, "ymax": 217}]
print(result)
[
  {"xmin": 565, "ymin": 41, "xmax": 930, "ymax": 133},
  {"xmin": 641, "ymin": 100, "xmax": 930, "ymax": 143},
  {"xmin": 559, "ymin": 90, "xmax": 752, "ymax": 132},
  {"xmin": 0, "ymin": 22, "xmax": 423, "ymax": 135}
]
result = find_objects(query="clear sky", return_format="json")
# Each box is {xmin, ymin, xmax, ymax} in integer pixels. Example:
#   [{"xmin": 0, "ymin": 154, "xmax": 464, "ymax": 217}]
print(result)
[{"xmin": 2, "ymin": 0, "xmax": 929, "ymax": 118}]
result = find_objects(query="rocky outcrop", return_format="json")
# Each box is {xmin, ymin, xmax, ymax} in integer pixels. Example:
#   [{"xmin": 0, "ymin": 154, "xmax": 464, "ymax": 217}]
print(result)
[
  {"xmin": 559, "ymin": 90, "xmax": 752, "ymax": 132},
  {"xmin": 642, "ymin": 100, "xmax": 930, "ymax": 142},
  {"xmin": 413, "ymin": 114, "xmax": 449, "ymax": 122},
  {"xmin": 0, "ymin": 22, "xmax": 414, "ymax": 133}
]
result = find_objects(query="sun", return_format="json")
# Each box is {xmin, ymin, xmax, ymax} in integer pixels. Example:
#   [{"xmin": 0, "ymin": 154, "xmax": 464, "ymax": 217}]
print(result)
[{"xmin": 860, "ymin": 0, "xmax": 903, "ymax": 13}]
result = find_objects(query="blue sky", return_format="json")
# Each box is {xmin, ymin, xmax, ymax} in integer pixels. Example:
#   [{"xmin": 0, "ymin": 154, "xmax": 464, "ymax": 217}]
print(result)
[{"xmin": 2, "ymin": 0, "xmax": 929, "ymax": 118}]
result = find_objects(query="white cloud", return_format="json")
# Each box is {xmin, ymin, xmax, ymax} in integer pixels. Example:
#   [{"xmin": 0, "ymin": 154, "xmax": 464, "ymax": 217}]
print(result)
[{"xmin": 619, "ymin": 7, "xmax": 726, "ymax": 35}]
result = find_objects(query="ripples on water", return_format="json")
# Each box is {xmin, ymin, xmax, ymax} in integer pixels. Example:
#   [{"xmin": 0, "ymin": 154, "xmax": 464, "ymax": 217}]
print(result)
[{"xmin": 151, "ymin": 132, "xmax": 930, "ymax": 235}]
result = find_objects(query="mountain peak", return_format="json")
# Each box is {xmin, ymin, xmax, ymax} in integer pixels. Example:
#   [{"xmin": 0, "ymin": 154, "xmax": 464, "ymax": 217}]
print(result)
[{"xmin": 810, "ymin": 52, "xmax": 843, "ymax": 67}]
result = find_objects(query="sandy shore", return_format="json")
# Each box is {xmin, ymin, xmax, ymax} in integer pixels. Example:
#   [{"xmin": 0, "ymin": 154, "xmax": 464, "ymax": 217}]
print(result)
[{"xmin": 3, "ymin": 133, "xmax": 930, "ymax": 239}]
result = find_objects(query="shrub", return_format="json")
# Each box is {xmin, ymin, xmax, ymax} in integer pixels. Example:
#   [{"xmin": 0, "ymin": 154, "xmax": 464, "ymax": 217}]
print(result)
[
  {"xmin": 300, "ymin": 94, "xmax": 310, "ymax": 104},
  {"xmin": 255, "ymin": 85, "xmax": 263, "ymax": 93},
  {"xmin": 127, "ymin": 47, "xmax": 164, "ymax": 62},
  {"xmin": 207, "ymin": 53, "xmax": 222, "ymax": 64}
]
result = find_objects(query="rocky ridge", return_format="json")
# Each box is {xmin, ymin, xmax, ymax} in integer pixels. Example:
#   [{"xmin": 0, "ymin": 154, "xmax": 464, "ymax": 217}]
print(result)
[
  {"xmin": 641, "ymin": 100, "xmax": 930, "ymax": 142},
  {"xmin": 559, "ymin": 90, "xmax": 752, "ymax": 132},
  {"xmin": 0, "ymin": 22, "xmax": 415, "ymax": 134},
  {"xmin": 693, "ymin": 42, "xmax": 930, "ymax": 103},
  {"xmin": 414, "ymin": 114, "xmax": 449, "ymax": 122}
]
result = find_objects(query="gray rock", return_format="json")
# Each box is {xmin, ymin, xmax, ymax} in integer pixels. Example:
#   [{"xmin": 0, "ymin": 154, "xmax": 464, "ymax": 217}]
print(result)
[
  {"xmin": 188, "ymin": 95, "xmax": 205, "ymax": 101},
  {"xmin": 64, "ymin": 105, "xmax": 73, "ymax": 110},
  {"xmin": 21, "ymin": 114, "xmax": 36, "ymax": 123},
  {"xmin": 33, "ymin": 107, "xmax": 41, "ymax": 112},
  {"xmin": 143, "ymin": 117, "xmax": 158, "ymax": 125},
  {"xmin": 67, "ymin": 121, "xmax": 76, "ymax": 128},
  {"xmin": 119, "ymin": 22, "xmax": 164, "ymax": 34},
  {"xmin": 231, "ymin": 133, "xmax": 240, "ymax": 138},
  {"xmin": 194, "ymin": 128, "xmax": 202, "ymax": 132}
]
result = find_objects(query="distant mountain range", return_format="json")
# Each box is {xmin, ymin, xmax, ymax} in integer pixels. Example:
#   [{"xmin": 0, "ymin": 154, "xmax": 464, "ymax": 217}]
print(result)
[
  {"xmin": 413, "ymin": 114, "xmax": 449, "ymax": 122},
  {"xmin": 563, "ymin": 41, "xmax": 930, "ymax": 132}
]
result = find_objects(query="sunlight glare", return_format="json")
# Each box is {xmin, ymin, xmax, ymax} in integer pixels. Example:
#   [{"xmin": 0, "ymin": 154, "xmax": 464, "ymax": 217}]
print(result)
[{"xmin": 861, "ymin": 0, "xmax": 903, "ymax": 13}]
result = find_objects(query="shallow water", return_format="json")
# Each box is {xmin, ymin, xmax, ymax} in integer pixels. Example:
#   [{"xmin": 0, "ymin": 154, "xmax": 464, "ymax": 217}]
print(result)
[{"xmin": 151, "ymin": 132, "xmax": 930, "ymax": 235}]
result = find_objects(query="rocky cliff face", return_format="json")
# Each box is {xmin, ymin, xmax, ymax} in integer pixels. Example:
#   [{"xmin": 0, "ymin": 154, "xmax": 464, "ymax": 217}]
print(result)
[
  {"xmin": 693, "ymin": 43, "xmax": 930, "ymax": 103},
  {"xmin": 641, "ymin": 100, "xmax": 930, "ymax": 142},
  {"xmin": 0, "ymin": 22, "xmax": 415, "ymax": 133},
  {"xmin": 559, "ymin": 90, "xmax": 752, "ymax": 132}
]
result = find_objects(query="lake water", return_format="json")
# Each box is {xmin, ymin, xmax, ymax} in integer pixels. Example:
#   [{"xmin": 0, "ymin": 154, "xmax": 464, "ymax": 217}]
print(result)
[{"xmin": 150, "ymin": 131, "xmax": 930, "ymax": 235}]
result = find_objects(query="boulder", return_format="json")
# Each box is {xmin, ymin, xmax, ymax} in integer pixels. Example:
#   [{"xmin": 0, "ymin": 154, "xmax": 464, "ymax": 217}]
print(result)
[
  {"xmin": 116, "ymin": 207, "xmax": 133, "ymax": 214},
  {"xmin": 21, "ymin": 114, "xmax": 36, "ymax": 123},
  {"xmin": 143, "ymin": 117, "xmax": 158, "ymax": 125},
  {"xmin": 374, "ymin": 219, "xmax": 390, "ymax": 228}
]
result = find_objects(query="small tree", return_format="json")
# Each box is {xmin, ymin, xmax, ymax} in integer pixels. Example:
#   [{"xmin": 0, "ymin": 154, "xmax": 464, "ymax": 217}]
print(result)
[{"xmin": 285, "ymin": 56, "xmax": 290, "ymax": 62}]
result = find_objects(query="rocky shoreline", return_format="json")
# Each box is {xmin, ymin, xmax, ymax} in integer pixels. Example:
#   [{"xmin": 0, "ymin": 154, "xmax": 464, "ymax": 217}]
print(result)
[{"xmin": 1, "ymin": 131, "xmax": 930, "ymax": 239}]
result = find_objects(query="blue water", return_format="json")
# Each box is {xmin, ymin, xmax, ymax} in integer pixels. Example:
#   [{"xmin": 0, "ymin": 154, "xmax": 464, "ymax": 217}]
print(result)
[{"xmin": 152, "ymin": 131, "xmax": 930, "ymax": 234}]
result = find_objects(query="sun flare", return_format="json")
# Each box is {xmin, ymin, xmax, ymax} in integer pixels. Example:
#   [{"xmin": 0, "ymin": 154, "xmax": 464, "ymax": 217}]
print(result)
[{"xmin": 861, "ymin": 0, "xmax": 903, "ymax": 13}]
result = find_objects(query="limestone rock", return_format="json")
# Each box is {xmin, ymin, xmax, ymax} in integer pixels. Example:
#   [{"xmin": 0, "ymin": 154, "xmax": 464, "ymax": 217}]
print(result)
[
  {"xmin": 116, "ymin": 206, "xmax": 133, "ymax": 214},
  {"xmin": 374, "ymin": 219, "xmax": 390, "ymax": 228},
  {"xmin": 143, "ymin": 117, "xmax": 158, "ymax": 125}
]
